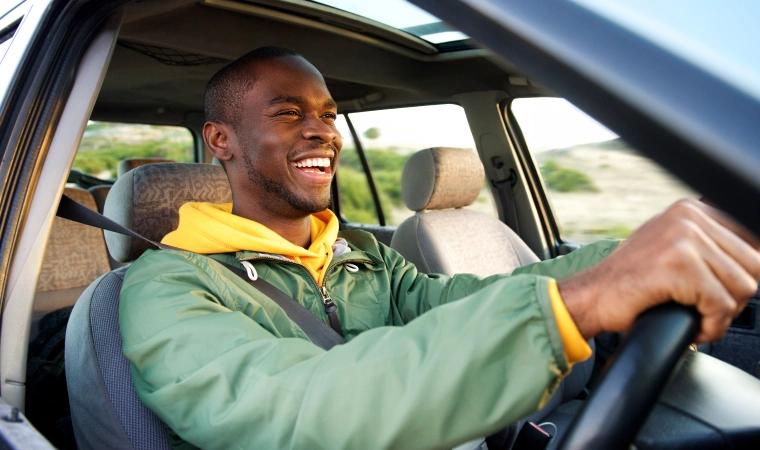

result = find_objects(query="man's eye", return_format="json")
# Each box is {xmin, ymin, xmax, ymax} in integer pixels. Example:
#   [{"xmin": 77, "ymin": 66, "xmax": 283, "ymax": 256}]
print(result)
[
  {"xmin": 323, "ymin": 113, "xmax": 337, "ymax": 120},
  {"xmin": 279, "ymin": 111, "xmax": 300, "ymax": 117}
]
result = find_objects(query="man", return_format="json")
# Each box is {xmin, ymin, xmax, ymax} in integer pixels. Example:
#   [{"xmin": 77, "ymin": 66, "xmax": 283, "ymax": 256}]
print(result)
[{"xmin": 120, "ymin": 47, "xmax": 760, "ymax": 449}]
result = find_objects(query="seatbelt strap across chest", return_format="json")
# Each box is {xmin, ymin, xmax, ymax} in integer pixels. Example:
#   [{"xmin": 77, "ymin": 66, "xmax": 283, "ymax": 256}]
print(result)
[{"xmin": 56, "ymin": 195, "xmax": 346, "ymax": 350}]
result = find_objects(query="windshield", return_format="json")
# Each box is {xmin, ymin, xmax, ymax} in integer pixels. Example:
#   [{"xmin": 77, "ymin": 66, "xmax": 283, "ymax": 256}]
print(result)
[
  {"xmin": 573, "ymin": 0, "xmax": 760, "ymax": 101},
  {"xmin": 309, "ymin": 0, "xmax": 468, "ymax": 44}
]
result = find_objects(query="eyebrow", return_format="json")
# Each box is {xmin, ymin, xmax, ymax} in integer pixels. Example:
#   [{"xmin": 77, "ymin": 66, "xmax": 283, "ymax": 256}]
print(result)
[{"xmin": 267, "ymin": 95, "xmax": 337, "ymax": 109}]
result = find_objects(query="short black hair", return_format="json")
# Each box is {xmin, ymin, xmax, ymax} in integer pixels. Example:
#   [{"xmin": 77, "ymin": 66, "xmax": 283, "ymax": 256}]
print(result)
[{"xmin": 204, "ymin": 46, "xmax": 301, "ymax": 128}]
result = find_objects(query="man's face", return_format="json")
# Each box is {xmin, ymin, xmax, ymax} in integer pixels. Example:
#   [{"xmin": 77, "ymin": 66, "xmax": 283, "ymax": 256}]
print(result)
[{"xmin": 231, "ymin": 56, "xmax": 342, "ymax": 218}]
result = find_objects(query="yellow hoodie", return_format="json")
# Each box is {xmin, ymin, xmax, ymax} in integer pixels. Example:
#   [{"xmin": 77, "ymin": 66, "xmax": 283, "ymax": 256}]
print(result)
[{"xmin": 162, "ymin": 202, "xmax": 338, "ymax": 285}]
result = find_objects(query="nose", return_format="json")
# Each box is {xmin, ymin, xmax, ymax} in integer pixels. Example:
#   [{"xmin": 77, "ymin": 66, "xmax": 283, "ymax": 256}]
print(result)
[{"xmin": 302, "ymin": 115, "xmax": 337, "ymax": 143}]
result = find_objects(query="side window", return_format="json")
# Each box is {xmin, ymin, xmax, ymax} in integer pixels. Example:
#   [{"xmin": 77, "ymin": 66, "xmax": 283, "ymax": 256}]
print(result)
[
  {"xmin": 511, "ymin": 98, "xmax": 699, "ymax": 244},
  {"xmin": 73, "ymin": 121, "xmax": 195, "ymax": 179},
  {"xmin": 334, "ymin": 115, "xmax": 379, "ymax": 223},
  {"xmin": 337, "ymin": 104, "xmax": 497, "ymax": 226}
]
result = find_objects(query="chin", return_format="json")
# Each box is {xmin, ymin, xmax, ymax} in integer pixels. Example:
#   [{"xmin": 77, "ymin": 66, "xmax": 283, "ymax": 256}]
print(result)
[{"xmin": 288, "ymin": 192, "xmax": 331, "ymax": 215}]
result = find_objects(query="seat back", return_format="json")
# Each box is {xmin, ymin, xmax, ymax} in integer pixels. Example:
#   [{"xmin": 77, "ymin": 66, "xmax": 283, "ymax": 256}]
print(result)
[
  {"xmin": 33, "ymin": 187, "xmax": 112, "ymax": 336},
  {"xmin": 391, "ymin": 147, "xmax": 540, "ymax": 276},
  {"xmin": 66, "ymin": 163, "xmax": 232, "ymax": 449},
  {"xmin": 390, "ymin": 148, "xmax": 594, "ymax": 415}
]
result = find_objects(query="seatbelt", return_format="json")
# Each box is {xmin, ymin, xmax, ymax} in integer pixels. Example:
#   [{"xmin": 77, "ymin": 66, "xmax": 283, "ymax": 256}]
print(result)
[
  {"xmin": 491, "ymin": 166, "xmax": 520, "ymax": 234},
  {"xmin": 56, "ymin": 195, "xmax": 346, "ymax": 350}
]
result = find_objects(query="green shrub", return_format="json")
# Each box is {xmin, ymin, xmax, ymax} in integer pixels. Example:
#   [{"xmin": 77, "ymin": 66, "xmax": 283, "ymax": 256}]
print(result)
[
  {"xmin": 540, "ymin": 160, "xmax": 598, "ymax": 193},
  {"xmin": 73, "ymin": 123, "xmax": 194, "ymax": 178},
  {"xmin": 586, "ymin": 224, "xmax": 633, "ymax": 239},
  {"xmin": 336, "ymin": 167, "xmax": 378, "ymax": 223}
]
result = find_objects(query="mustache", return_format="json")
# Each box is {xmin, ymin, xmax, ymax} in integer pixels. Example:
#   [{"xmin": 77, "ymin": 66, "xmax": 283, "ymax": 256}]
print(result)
[{"xmin": 291, "ymin": 142, "xmax": 337, "ymax": 159}]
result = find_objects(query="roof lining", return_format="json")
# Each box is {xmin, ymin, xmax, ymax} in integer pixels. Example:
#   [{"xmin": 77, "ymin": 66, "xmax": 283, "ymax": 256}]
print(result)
[{"xmin": 202, "ymin": 0, "xmax": 440, "ymax": 58}]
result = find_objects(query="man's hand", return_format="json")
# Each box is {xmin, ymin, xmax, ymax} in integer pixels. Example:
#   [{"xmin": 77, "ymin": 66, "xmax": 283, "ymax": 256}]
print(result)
[{"xmin": 559, "ymin": 198, "xmax": 760, "ymax": 343}]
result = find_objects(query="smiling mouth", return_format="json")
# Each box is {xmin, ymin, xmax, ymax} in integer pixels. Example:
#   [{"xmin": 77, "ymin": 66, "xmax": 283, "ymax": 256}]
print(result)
[{"xmin": 292, "ymin": 157, "xmax": 332, "ymax": 175}]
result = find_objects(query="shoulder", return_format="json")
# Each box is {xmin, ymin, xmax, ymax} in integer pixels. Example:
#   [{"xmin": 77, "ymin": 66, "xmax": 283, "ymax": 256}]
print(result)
[
  {"xmin": 338, "ymin": 229, "xmax": 413, "ymax": 271},
  {"xmin": 339, "ymin": 229, "xmax": 381, "ymax": 253},
  {"xmin": 124, "ymin": 249, "xmax": 237, "ymax": 287}
]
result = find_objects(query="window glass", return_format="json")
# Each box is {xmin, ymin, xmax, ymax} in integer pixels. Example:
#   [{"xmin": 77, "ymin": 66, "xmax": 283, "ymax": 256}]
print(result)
[
  {"xmin": 73, "ymin": 121, "xmax": 194, "ymax": 179},
  {"xmin": 511, "ymin": 98, "xmax": 698, "ymax": 244},
  {"xmin": 573, "ymin": 0, "xmax": 760, "ymax": 102},
  {"xmin": 309, "ymin": 0, "xmax": 468, "ymax": 44},
  {"xmin": 334, "ymin": 115, "xmax": 378, "ymax": 223},
  {"xmin": 343, "ymin": 104, "xmax": 497, "ymax": 226}
]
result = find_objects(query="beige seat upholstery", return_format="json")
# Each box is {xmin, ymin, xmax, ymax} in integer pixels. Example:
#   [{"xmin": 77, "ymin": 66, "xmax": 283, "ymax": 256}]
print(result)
[
  {"xmin": 390, "ymin": 147, "xmax": 539, "ymax": 276},
  {"xmin": 32, "ymin": 187, "xmax": 111, "ymax": 336},
  {"xmin": 117, "ymin": 157, "xmax": 174, "ymax": 178},
  {"xmin": 104, "ymin": 163, "xmax": 232, "ymax": 262}
]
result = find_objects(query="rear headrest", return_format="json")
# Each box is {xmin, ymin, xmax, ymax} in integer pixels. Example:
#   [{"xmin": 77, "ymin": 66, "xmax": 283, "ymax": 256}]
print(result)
[
  {"xmin": 104, "ymin": 163, "xmax": 232, "ymax": 262},
  {"xmin": 401, "ymin": 147, "xmax": 485, "ymax": 211},
  {"xmin": 117, "ymin": 158, "xmax": 174, "ymax": 177},
  {"xmin": 37, "ymin": 187, "xmax": 111, "ymax": 293}
]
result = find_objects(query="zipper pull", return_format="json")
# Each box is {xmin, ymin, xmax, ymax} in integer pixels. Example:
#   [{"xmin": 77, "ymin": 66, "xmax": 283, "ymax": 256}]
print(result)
[
  {"xmin": 319, "ymin": 286, "xmax": 337, "ymax": 313},
  {"xmin": 319, "ymin": 286, "xmax": 344, "ymax": 338}
]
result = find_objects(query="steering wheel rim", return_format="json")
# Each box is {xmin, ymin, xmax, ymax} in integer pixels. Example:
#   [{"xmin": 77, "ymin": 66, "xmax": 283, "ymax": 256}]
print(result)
[{"xmin": 557, "ymin": 303, "xmax": 700, "ymax": 450}]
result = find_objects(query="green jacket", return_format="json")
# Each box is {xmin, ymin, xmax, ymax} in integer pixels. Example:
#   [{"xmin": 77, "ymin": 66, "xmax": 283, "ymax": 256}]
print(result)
[{"xmin": 120, "ymin": 230, "xmax": 619, "ymax": 450}]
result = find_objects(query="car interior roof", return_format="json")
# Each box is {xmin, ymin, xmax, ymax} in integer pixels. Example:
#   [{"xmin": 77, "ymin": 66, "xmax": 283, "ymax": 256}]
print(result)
[{"xmin": 91, "ymin": 0, "xmax": 550, "ymax": 126}]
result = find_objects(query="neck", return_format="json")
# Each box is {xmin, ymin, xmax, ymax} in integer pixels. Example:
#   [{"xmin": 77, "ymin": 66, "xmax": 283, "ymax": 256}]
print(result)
[{"xmin": 231, "ymin": 200, "xmax": 312, "ymax": 249}]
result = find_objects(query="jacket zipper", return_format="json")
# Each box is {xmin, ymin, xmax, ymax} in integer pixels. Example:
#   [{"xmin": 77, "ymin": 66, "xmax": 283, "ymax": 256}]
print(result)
[{"xmin": 238, "ymin": 254, "xmax": 372, "ymax": 320}]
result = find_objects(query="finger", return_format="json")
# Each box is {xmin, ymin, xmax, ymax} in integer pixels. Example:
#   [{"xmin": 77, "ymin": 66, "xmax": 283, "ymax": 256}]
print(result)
[
  {"xmin": 675, "ymin": 200, "xmax": 760, "ymax": 280},
  {"xmin": 692, "ymin": 225, "xmax": 759, "ymax": 306},
  {"xmin": 688, "ymin": 199, "xmax": 760, "ymax": 250},
  {"xmin": 670, "ymin": 253, "xmax": 737, "ymax": 343}
]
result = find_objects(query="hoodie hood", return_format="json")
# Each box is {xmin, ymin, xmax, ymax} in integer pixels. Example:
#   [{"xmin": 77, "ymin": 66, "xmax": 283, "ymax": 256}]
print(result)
[{"xmin": 161, "ymin": 202, "xmax": 339, "ymax": 284}]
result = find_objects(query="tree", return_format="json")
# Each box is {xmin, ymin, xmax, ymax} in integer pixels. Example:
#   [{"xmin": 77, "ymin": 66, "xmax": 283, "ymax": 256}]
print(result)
[{"xmin": 363, "ymin": 127, "xmax": 381, "ymax": 140}]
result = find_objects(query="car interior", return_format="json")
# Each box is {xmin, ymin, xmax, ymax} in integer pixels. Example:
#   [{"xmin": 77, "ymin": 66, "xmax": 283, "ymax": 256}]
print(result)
[{"xmin": 1, "ymin": 0, "xmax": 759, "ymax": 449}]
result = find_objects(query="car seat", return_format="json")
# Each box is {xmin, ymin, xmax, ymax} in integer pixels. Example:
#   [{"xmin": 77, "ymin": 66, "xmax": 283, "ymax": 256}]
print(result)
[
  {"xmin": 65, "ymin": 163, "xmax": 232, "ymax": 450},
  {"xmin": 391, "ymin": 147, "xmax": 595, "ymax": 448},
  {"xmin": 390, "ymin": 147, "xmax": 540, "ymax": 276},
  {"xmin": 33, "ymin": 187, "xmax": 112, "ymax": 337},
  {"xmin": 117, "ymin": 157, "xmax": 174, "ymax": 178}
]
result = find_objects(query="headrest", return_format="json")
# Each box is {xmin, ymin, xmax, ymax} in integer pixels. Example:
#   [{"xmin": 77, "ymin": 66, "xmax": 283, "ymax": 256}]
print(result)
[
  {"xmin": 117, "ymin": 158, "xmax": 175, "ymax": 177},
  {"xmin": 104, "ymin": 163, "xmax": 232, "ymax": 262},
  {"xmin": 401, "ymin": 147, "xmax": 485, "ymax": 211}
]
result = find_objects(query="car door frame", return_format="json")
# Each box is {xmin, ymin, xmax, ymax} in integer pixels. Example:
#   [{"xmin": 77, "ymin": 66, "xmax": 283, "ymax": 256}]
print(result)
[{"xmin": 0, "ymin": 0, "xmax": 129, "ymax": 411}]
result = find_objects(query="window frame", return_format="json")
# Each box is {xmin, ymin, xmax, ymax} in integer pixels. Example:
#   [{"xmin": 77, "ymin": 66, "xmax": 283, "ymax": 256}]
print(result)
[
  {"xmin": 337, "ymin": 113, "xmax": 386, "ymax": 225},
  {"xmin": 503, "ymin": 96, "xmax": 569, "ymax": 253}
]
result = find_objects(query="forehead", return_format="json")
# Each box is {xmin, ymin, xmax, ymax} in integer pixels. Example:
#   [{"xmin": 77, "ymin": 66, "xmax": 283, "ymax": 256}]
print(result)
[{"xmin": 246, "ymin": 56, "xmax": 334, "ymax": 106}]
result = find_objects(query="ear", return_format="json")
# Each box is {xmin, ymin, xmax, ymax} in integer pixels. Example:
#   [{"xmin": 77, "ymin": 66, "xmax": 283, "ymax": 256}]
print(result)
[{"xmin": 203, "ymin": 121, "xmax": 235, "ymax": 163}]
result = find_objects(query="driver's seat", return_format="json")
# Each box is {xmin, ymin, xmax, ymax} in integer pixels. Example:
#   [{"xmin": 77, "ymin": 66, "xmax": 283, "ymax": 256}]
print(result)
[{"xmin": 65, "ymin": 163, "xmax": 232, "ymax": 449}]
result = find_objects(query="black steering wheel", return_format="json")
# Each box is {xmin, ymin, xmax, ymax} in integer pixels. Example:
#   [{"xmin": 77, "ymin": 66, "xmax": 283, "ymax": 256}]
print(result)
[{"xmin": 557, "ymin": 303, "xmax": 700, "ymax": 450}]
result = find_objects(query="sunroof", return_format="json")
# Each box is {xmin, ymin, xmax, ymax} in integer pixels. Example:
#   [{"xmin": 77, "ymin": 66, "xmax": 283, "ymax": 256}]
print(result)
[{"xmin": 309, "ymin": 0, "xmax": 468, "ymax": 44}]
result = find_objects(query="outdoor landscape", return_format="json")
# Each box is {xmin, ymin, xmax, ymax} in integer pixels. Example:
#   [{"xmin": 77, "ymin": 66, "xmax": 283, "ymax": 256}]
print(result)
[
  {"xmin": 73, "ymin": 121, "xmax": 194, "ymax": 179},
  {"xmin": 73, "ymin": 122, "xmax": 696, "ymax": 244},
  {"xmin": 533, "ymin": 137, "xmax": 698, "ymax": 243}
]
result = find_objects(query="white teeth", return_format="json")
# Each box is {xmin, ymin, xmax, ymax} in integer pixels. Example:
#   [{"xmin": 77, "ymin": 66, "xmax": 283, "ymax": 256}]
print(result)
[{"xmin": 294, "ymin": 158, "xmax": 330, "ymax": 168}]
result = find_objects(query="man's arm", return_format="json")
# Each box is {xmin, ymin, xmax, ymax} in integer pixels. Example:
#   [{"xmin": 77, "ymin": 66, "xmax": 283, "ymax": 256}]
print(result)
[
  {"xmin": 379, "ymin": 237, "xmax": 620, "ymax": 324},
  {"xmin": 121, "ymin": 251, "xmax": 571, "ymax": 450}
]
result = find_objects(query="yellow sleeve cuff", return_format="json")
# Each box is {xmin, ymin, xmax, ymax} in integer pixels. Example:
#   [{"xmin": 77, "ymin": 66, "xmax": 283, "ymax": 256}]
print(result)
[{"xmin": 548, "ymin": 279, "xmax": 593, "ymax": 365}]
